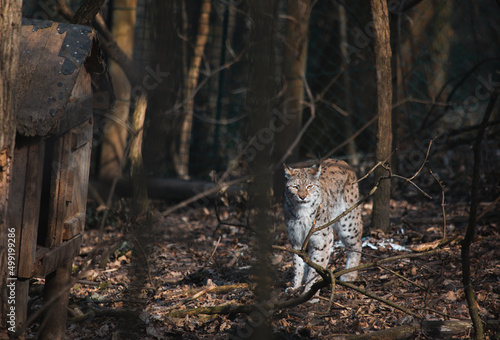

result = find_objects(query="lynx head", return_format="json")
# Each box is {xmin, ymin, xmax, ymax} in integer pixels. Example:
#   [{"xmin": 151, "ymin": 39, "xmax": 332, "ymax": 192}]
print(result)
[{"xmin": 283, "ymin": 163, "xmax": 322, "ymax": 205}]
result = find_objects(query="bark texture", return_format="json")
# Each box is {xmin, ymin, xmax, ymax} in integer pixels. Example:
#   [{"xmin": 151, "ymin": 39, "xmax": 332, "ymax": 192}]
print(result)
[{"xmin": 370, "ymin": 0, "xmax": 393, "ymax": 232}]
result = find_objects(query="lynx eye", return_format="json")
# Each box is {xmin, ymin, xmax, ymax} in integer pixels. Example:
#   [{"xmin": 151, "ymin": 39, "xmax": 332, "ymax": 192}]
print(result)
[
  {"xmin": 290, "ymin": 185, "xmax": 299, "ymax": 190},
  {"xmin": 306, "ymin": 185, "xmax": 314, "ymax": 190}
]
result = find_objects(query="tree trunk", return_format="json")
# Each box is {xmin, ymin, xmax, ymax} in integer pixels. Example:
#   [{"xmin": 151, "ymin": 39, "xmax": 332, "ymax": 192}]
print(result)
[
  {"xmin": 141, "ymin": 0, "xmax": 183, "ymax": 177},
  {"xmin": 174, "ymin": 0, "xmax": 212, "ymax": 180},
  {"xmin": 279, "ymin": 0, "xmax": 311, "ymax": 163},
  {"xmin": 99, "ymin": 0, "xmax": 137, "ymax": 181},
  {"xmin": 370, "ymin": 0, "xmax": 393, "ymax": 232},
  {"xmin": 128, "ymin": 93, "xmax": 149, "ymax": 215},
  {"xmin": 0, "ymin": 0, "xmax": 21, "ymax": 337},
  {"xmin": 339, "ymin": 4, "xmax": 359, "ymax": 166},
  {"xmin": 247, "ymin": 1, "xmax": 277, "ymax": 339}
]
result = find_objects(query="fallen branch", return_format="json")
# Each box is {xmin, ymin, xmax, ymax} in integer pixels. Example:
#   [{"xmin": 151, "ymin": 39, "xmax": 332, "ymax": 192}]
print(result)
[
  {"xmin": 161, "ymin": 176, "xmax": 250, "ymax": 217},
  {"xmin": 166, "ymin": 302, "xmax": 256, "ymax": 318},
  {"xmin": 331, "ymin": 320, "xmax": 500, "ymax": 340},
  {"xmin": 168, "ymin": 283, "xmax": 250, "ymax": 310}
]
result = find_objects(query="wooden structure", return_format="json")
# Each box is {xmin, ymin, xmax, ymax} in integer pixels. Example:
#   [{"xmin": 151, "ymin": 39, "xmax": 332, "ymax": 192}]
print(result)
[{"xmin": 9, "ymin": 19, "xmax": 112, "ymax": 339}]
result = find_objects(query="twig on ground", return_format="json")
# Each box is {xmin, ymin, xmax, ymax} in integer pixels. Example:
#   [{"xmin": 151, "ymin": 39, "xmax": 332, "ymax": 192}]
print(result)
[
  {"xmin": 336, "ymin": 280, "xmax": 420, "ymax": 318},
  {"xmin": 166, "ymin": 283, "xmax": 250, "ymax": 310},
  {"xmin": 477, "ymin": 194, "xmax": 500, "ymax": 220},
  {"xmin": 378, "ymin": 265, "xmax": 426, "ymax": 290}
]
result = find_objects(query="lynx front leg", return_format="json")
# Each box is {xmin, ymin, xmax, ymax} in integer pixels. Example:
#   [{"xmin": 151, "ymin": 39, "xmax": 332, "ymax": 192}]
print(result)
[
  {"xmin": 291, "ymin": 253, "xmax": 306, "ymax": 289},
  {"xmin": 303, "ymin": 230, "xmax": 333, "ymax": 292}
]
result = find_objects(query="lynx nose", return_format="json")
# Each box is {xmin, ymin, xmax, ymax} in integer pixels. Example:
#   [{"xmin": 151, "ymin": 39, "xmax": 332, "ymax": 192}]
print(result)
[{"xmin": 298, "ymin": 192, "xmax": 308, "ymax": 200}]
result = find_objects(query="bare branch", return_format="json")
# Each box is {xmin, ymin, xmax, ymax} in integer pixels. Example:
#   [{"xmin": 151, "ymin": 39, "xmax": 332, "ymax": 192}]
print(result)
[
  {"xmin": 430, "ymin": 169, "xmax": 447, "ymax": 239},
  {"xmin": 72, "ymin": 0, "xmax": 105, "ymax": 26}
]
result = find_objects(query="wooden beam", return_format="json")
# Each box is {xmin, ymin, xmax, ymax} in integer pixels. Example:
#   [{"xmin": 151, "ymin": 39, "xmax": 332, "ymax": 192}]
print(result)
[{"xmin": 32, "ymin": 234, "xmax": 82, "ymax": 277}]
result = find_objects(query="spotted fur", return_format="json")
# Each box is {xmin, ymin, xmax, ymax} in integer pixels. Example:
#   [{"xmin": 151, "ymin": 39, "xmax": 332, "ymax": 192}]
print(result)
[{"xmin": 283, "ymin": 159, "xmax": 362, "ymax": 293}]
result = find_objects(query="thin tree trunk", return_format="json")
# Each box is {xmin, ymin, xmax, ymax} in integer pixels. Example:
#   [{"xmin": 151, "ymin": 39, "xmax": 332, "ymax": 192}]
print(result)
[
  {"xmin": 0, "ymin": 0, "xmax": 21, "ymax": 336},
  {"xmin": 247, "ymin": 1, "xmax": 277, "ymax": 339},
  {"xmin": 279, "ymin": 0, "xmax": 311, "ymax": 163},
  {"xmin": 142, "ymin": 0, "xmax": 183, "ymax": 176},
  {"xmin": 339, "ymin": 3, "xmax": 358, "ymax": 166},
  {"xmin": 129, "ymin": 93, "xmax": 149, "ymax": 215},
  {"xmin": 461, "ymin": 91, "xmax": 498, "ymax": 340},
  {"xmin": 99, "ymin": 0, "xmax": 137, "ymax": 181},
  {"xmin": 370, "ymin": 0, "xmax": 393, "ymax": 232},
  {"xmin": 175, "ymin": 0, "xmax": 211, "ymax": 180}
]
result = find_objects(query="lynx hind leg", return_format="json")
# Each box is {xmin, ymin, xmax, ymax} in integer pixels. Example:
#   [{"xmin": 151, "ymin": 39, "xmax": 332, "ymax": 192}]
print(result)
[{"xmin": 337, "ymin": 209, "xmax": 362, "ymax": 282}]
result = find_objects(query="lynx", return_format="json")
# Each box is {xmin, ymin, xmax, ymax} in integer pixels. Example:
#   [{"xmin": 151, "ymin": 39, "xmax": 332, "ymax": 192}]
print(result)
[{"xmin": 283, "ymin": 159, "xmax": 362, "ymax": 293}]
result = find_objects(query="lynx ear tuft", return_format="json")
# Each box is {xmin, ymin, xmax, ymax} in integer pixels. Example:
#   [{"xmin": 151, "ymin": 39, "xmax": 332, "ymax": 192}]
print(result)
[
  {"xmin": 312, "ymin": 164, "xmax": 321, "ymax": 179},
  {"xmin": 283, "ymin": 163, "xmax": 293, "ymax": 179}
]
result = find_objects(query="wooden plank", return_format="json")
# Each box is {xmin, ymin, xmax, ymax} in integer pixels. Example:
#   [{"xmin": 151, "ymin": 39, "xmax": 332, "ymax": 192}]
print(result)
[
  {"xmin": 34, "ymin": 246, "xmax": 50, "ymax": 261},
  {"xmin": 8, "ymin": 140, "xmax": 28, "ymax": 274},
  {"xmin": 45, "ymin": 135, "xmax": 63, "ymax": 248},
  {"xmin": 32, "ymin": 234, "xmax": 82, "ymax": 277},
  {"xmin": 18, "ymin": 139, "xmax": 45, "ymax": 278},
  {"xmin": 46, "ymin": 132, "xmax": 71, "ymax": 247},
  {"xmin": 62, "ymin": 120, "xmax": 92, "ymax": 240},
  {"xmin": 62, "ymin": 213, "xmax": 86, "ymax": 240},
  {"xmin": 70, "ymin": 123, "xmax": 92, "ymax": 151},
  {"xmin": 47, "ymin": 119, "xmax": 92, "ymax": 247}
]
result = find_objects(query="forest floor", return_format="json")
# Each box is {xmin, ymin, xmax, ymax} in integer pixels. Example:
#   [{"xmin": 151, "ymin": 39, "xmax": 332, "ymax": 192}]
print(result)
[{"xmin": 27, "ymin": 160, "xmax": 500, "ymax": 339}]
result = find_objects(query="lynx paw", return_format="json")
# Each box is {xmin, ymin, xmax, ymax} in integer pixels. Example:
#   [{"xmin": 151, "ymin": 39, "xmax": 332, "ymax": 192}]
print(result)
[
  {"xmin": 285, "ymin": 286, "xmax": 301, "ymax": 295},
  {"xmin": 339, "ymin": 271, "xmax": 358, "ymax": 282}
]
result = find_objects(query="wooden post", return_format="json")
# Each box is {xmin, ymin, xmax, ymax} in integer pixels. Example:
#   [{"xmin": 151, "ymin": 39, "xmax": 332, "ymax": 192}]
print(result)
[
  {"xmin": 15, "ymin": 279, "xmax": 29, "ymax": 338},
  {"xmin": 39, "ymin": 260, "xmax": 72, "ymax": 340}
]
